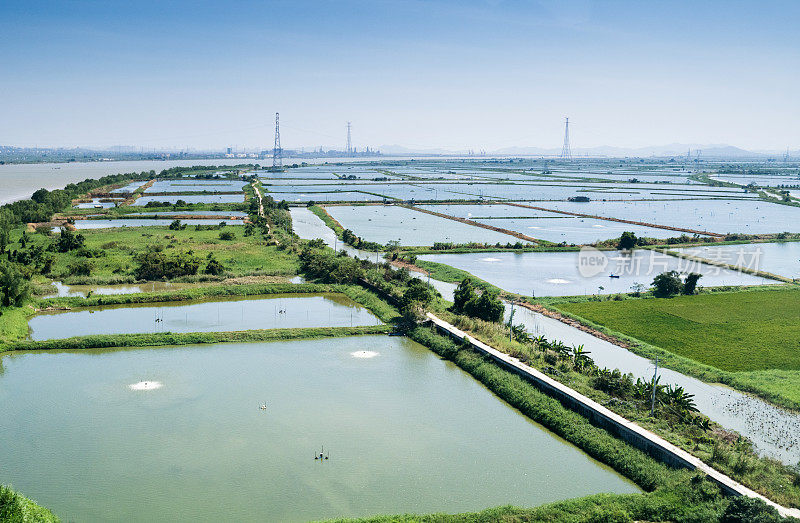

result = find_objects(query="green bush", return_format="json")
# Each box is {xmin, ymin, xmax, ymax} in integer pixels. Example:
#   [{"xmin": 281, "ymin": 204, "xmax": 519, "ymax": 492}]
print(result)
[
  {"xmin": 133, "ymin": 248, "xmax": 200, "ymax": 280},
  {"xmin": 720, "ymin": 497, "xmax": 782, "ymax": 523},
  {"xmin": 0, "ymin": 261, "xmax": 30, "ymax": 307}
]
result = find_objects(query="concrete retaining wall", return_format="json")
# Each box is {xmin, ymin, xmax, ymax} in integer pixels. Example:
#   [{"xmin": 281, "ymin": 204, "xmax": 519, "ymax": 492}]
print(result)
[{"xmin": 426, "ymin": 312, "xmax": 800, "ymax": 518}]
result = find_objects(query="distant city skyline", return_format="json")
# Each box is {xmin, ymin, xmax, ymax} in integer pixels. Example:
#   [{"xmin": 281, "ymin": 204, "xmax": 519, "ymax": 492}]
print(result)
[{"xmin": 2, "ymin": 1, "xmax": 798, "ymax": 151}]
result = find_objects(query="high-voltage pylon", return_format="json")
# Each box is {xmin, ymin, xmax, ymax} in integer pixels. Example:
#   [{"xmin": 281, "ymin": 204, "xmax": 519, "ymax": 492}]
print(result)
[
  {"xmin": 560, "ymin": 117, "xmax": 572, "ymax": 160},
  {"xmin": 346, "ymin": 121, "xmax": 352, "ymax": 155},
  {"xmin": 272, "ymin": 112, "xmax": 282, "ymax": 169}
]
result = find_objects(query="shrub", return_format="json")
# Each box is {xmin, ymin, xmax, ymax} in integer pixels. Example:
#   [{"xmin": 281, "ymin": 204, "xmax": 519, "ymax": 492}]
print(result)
[
  {"xmin": 55, "ymin": 229, "xmax": 85, "ymax": 252},
  {"xmin": 652, "ymin": 270, "xmax": 683, "ymax": 298},
  {"xmin": 0, "ymin": 260, "xmax": 30, "ymax": 306},
  {"xmin": 219, "ymin": 231, "xmax": 236, "ymax": 241},
  {"xmin": 133, "ymin": 248, "xmax": 200, "ymax": 280},
  {"xmin": 720, "ymin": 497, "xmax": 781, "ymax": 523},
  {"xmin": 617, "ymin": 231, "xmax": 637, "ymax": 250},
  {"xmin": 203, "ymin": 256, "xmax": 225, "ymax": 276},
  {"xmin": 67, "ymin": 259, "xmax": 93, "ymax": 277},
  {"xmin": 452, "ymin": 277, "xmax": 503, "ymax": 322},
  {"xmin": 683, "ymin": 272, "xmax": 702, "ymax": 295}
]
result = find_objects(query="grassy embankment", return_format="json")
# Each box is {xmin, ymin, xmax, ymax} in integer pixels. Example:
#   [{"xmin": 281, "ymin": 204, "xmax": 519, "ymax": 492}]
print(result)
[
  {"xmin": 413, "ymin": 259, "xmax": 504, "ymax": 295},
  {"xmin": 308, "ymin": 204, "xmax": 344, "ymax": 238},
  {"xmin": 7, "ymin": 325, "xmax": 390, "ymax": 352},
  {"xmin": 552, "ymin": 287, "xmax": 800, "ymax": 410}
]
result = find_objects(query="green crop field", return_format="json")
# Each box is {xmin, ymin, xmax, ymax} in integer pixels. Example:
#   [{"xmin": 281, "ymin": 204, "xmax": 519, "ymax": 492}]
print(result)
[{"xmin": 558, "ymin": 288, "xmax": 800, "ymax": 373}]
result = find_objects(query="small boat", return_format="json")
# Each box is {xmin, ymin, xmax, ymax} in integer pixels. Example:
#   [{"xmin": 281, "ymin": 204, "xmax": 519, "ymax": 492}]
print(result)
[
  {"xmin": 609, "ymin": 274, "xmax": 620, "ymax": 279},
  {"xmin": 259, "ymin": 402, "xmax": 267, "ymax": 410}
]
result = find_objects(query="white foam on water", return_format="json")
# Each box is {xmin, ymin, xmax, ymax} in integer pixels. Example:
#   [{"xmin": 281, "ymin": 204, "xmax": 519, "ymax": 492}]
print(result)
[
  {"xmin": 546, "ymin": 278, "xmax": 571, "ymax": 284},
  {"xmin": 527, "ymin": 226, "xmax": 542, "ymax": 229},
  {"xmin": 129, "ymin": 381, "xmax": 163, "ymax": 391},
  {"xmin": 481, "ymin": 257, "xmax": 501, "ymax": 262},
  {"xmin": 351, "ymin": 351, "xmax": 379, "ymax": 359}
]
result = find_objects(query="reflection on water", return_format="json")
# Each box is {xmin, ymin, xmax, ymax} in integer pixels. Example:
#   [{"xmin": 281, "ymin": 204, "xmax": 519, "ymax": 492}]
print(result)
[{"xmin": 43, "ymin": 281, "xmax": 184, "ymax": 299}]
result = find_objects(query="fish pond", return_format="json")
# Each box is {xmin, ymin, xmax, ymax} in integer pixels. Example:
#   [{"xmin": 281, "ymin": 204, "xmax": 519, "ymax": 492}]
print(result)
[
  {"xmin": 675, "ymin": 241, "xmax": 800, "ymax": 280},
  {"xmin": 134, "ymin": 194, "xmax": 244, "ymax": 205},
  {"xmin": 144, "ymin": 180, "xmax": 246, "ymax": 193},
  {"xmin": 43, "ymin": 281, "xmax": 189, "ymax": 299},
  {"xmin": 28, "ymin": 294, "xmax": 381, "ymax": 341},
  {"xmin": 418, "ymin": 250, "xmax": 773, "ymax": 297},
  {"xmin": 324, "ymin": 205, "xmax": 523, "ymax": 246},
  {"xmin": 0, "ymin": 336, "xmax": 638, "ymax": 521},
  {"xmin": 530, "ymin": 200, "xmax": 800, "ymax": 235},
  {"xmin": 72, "ymin": 219, "xmax": 244, "ymax": 229}
]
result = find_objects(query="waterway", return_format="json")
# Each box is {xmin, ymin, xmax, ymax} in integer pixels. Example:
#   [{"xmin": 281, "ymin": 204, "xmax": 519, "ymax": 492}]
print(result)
[{"xmin": 507, "ymin": 306, "xmax": 800, "ymax": 464}]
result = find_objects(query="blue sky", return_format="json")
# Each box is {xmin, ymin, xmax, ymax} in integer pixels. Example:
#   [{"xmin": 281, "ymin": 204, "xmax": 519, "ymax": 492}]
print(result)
[{"xmin": 1, "ymin": 0, "xmax": 798, "ymax": 151}]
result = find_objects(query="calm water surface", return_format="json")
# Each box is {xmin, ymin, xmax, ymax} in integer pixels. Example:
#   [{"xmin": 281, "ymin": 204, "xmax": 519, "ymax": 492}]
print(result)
[
  {"xmin": 28, "ymin": 294, "xmax": 381, "ymax": 340},
  {"xmin": 0, "ymin": 336, "xmax": 638, "ymax": 521},
  {"xmin": 42, "ymin": 281, "xmax": 188, "ymax": 299},
  {"xmin": 325, "ymin": 205, "xmax": 521, "ymax": 246},
  {"xmin": 72, "ymin": 218, "xmax": 244, "ymax": 229},
  {"xmin": 676, "ymin": 242, "xmax": 800, "ymax": 280},
  {"xmin": 0, "ymin": 159, "xmax": 257, "ymax": 205},
  {"xmin": 419, "ymin": 250, "xmax": 772, "ymax": 297}
]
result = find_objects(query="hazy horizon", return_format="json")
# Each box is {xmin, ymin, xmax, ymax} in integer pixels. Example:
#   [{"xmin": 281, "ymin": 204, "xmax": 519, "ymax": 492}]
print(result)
[{"xmin": 2, "ymin": 0, "xmax": 798, "ymax": 151}]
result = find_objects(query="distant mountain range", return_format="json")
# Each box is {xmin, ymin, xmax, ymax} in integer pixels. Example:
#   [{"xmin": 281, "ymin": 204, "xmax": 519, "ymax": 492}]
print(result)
[{"xmin": 379, "ymin": 143, "xmax": 796, "ymax": 158}]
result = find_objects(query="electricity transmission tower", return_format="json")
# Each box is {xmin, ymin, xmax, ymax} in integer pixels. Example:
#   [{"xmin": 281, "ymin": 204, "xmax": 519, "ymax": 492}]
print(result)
[
  {"xmin": 346, "ymin": 121, "xmax": 352, "ymax": 156},
  {"xmin": 272, "ymin": 112, "xmax": 282, "ymax": 169},
  {"xmin": 560, "ymin": 117, "xmax": 572, "ymax": 160}
]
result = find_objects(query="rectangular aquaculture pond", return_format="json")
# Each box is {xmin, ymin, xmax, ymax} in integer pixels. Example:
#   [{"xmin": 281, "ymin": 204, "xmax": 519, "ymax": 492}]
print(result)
[
  {"xmin": 144, "ymin": 180, "xmax": 247, "ymax": 193},
  {"xmin": 530, "ymin": 199, "xmax": 800, "ymax": 235},
  {"xmin": 324, "ymin": 205, "xmax": 523, "ymax": 245},
  {"xmin": 418, "ymin": 250, "xmax": 775, "ymax": 297},
  {"xmin": 133, "ymin": 194, "xmax": 244, "ymax": 205},
  {"xmin": 0, "ymin": 336, "xmax": 639, "ymax": 521},
  {"xmin": 72, "ymin": 219, "xmax": 244, "ymax": 229},
  {"xmin": 28, "ymin": 294, "xmax": 381, "ymax": 340},
  {"xmin": 675, "ymin": 241, "xmax": 800, "ymax": 280}
]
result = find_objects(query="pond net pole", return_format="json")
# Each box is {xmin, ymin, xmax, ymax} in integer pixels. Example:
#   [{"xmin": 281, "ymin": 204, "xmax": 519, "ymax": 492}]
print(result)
[{"xmin": 650, "ymin": 356, "xmax": 659, "ymax": 416}]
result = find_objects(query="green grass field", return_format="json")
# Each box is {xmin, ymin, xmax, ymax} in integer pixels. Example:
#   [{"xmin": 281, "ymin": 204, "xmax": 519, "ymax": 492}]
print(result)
[
  {"xmin": 14, "ymin": 225, "xmax": 299, "ymax": 283},
  {"xmin": 558, "ymin": 288, "xmax": 800, "ymax": 373}
]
